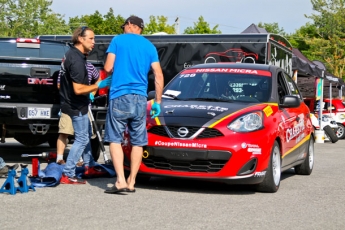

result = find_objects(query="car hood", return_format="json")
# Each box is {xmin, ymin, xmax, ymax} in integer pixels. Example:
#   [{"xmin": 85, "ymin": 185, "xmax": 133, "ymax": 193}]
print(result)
[{"xmin": 155, "ymin": 100, "xmax": 260, "ymax": 127}]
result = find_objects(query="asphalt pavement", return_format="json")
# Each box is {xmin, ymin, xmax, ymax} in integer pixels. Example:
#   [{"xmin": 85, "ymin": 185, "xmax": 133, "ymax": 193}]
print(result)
[{"xmin": 0, "ymin": 138, "xmax": 345, "ymax": 230}]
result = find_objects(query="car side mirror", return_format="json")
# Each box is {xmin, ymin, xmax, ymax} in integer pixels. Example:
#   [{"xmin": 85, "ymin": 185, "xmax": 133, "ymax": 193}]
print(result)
[
  {"xmin": 148, "ymin": 91, "xmax": 155, "ymax": 101},
  {"xmin": 280, "ymin": 95, "xmax": 301, "ymax": 108}
]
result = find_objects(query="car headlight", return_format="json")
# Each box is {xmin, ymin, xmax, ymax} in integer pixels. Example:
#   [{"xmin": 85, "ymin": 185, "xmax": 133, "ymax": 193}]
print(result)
[{"xmin": 228, "ymin": 111, "xmax": 263, "ymax": 132}]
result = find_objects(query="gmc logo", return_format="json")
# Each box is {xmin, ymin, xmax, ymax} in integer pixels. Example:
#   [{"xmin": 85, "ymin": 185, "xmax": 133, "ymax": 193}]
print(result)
[{"xmin": 28, "ymin": 78, "xmax": 53, "ymax": 85}]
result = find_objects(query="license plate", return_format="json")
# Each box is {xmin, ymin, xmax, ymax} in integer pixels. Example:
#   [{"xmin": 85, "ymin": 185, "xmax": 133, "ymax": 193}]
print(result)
[{"xmin": 27, "ymin": 107, "xmax": 51, "ymax": 119}]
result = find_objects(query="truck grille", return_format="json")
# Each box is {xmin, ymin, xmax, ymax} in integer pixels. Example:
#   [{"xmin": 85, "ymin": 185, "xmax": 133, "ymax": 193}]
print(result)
[
  {"xmin": 142, "ymin": 156, "xmax": 227, "ymax": 173},
  {"xmin": 148, "ymin": 126, "xmax": 223, "ymax": 139}
]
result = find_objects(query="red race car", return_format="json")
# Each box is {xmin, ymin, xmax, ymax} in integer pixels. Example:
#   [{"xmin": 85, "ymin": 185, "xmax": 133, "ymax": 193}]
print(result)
[{"xmin": 122, "ymin": 63, "xmax": 314, "ymax": 193}]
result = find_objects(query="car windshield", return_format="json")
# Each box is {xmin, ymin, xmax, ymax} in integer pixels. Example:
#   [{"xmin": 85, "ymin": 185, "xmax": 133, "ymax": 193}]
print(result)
[{"xmin": 163, "ymin": 68, "xmax": 272, "ymax": 103}]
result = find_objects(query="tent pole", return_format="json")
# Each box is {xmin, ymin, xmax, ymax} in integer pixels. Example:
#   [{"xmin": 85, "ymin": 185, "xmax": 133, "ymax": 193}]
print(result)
[
  {"xmin": 319, "ymin": 71, "xmax": 324, "ymax": 129},
  {"xmin": 329, "ymin": 82, "xmax": 332, "ymax": 114}
]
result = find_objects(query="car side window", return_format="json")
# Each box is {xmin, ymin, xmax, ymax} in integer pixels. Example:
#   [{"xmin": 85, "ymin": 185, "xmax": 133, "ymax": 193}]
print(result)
[
  {"xmin": 277, "ymin": 72, "xmax": 289, "ymax": 103},
  {"xmin": 283, "ymin": 72, "xmax": 302, "ymax": 99}
]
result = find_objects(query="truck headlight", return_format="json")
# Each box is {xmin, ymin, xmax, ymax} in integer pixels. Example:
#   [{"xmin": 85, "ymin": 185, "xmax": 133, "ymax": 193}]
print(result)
[{"xmin": 228, "ymin": 111, "xmax": 263, "ymax": 132}]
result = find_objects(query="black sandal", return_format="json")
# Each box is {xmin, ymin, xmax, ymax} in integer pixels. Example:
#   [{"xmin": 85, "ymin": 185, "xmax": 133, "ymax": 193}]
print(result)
[{"xmin": 104, "ymin": 186, "xmax": 127, "ymax": 194}]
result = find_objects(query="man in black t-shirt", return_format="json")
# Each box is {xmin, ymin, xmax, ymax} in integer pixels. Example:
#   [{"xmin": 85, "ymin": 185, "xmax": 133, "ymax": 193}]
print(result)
[{"xmin": 59, "ymin": 26, "xmax": 111, "ymax": 184}]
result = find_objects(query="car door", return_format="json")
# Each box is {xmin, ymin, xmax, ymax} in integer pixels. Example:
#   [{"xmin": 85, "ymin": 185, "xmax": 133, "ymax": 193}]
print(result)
[{"xmin": 278, "ymin": 72, "xmax": 308, "ymax": 167}]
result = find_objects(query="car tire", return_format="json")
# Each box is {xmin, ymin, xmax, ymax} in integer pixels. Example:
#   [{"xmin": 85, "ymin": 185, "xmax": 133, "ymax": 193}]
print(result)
[
  {"xmin": 256, "ymin": 141, "xmax": 281, "ymax": 193},
  {"xmin": 295, "ymin": 137, "xmax": 314, "ymax": 175},
  {"xmin": 14, "ymin": 133, "xmax": 47, "ymax": 147},
  {"xmin": 323, "ymin": 125, "xmax": 338, "ymax": 143},
  {"xmin": 90, "ymin": 138, "xmax": 101, "ymax": 162},
  {"xmin": 336, "ymin": 123, "xmax": 345, "ymax": 139}
]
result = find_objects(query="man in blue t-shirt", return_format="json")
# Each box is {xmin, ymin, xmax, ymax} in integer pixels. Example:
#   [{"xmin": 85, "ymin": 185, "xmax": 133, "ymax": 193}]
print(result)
[{"xmin": 103, "ymin": 16, "xmax": 164, "ymax": 194}]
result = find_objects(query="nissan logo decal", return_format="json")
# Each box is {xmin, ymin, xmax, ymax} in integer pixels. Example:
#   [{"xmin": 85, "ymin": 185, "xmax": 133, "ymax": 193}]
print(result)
[{"xmin": 177, "ymin": 127, "xmax": 189, "ymax": 138}]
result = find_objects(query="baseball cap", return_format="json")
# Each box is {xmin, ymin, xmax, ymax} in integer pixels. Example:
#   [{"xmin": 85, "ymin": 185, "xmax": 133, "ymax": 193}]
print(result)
[{"xmin": 121, "ymin": 16, "xmax": 144, "ymax": 29}]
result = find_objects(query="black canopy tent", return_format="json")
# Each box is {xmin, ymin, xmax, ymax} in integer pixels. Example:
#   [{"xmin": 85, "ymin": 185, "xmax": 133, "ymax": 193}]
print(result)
[
  {"xmin": 292, "ymin": 48, "xmax": 323, "ymax": 78},
  {"xmin": 292, "ymin": 49, "xmax": 345, "ymax": 99},
  {"xmin": 292, "ymin": 48, "xmax": 323, "ymax": 98},
  {"xmin": 312, "ymin": 60, "xmax": 345, "ymax": 99},
  {"xmin": 241, "ymin": 23, "xmax": 269, "ymax": 34}
]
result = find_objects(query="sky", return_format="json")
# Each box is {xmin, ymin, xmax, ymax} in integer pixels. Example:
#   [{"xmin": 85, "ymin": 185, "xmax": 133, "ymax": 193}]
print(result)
[{"xmin": 51, "ymin": 0, "xmax": 315, "ymax": 34}]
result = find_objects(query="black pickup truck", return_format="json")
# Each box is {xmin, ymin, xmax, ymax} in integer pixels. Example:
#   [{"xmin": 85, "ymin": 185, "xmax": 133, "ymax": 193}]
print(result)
[{"xmin": 0, "ymin": 38, "xmax": 107, "ymax": 160}]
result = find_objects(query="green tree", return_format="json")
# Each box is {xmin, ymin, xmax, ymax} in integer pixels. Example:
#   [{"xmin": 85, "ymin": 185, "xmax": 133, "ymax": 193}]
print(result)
[
  {"xmin": 304, "ymin": 0, "xmax": 345, "ymax": 79},
  {"xmin": 68, "ymin": 8, "xmax": 125, "ymax": 35},
  {"xmin": 143, "ymin": 15, "xmax": 175, "ymax": 35},
  {"xmin": 184, "ymin": 16, "xmax": 221, "ymax": 34},
  {"xmin": 103, "ymin": 9, "xmax": 125, "ymax": 35},
  {"xmin": 288, "ymin": 23, "xmax": 318, "ymax": 52},
  {"xmin": 257, "ymin": 22, "xmax": 286, "ymax": 36},
  {"xmin": 0, "ymin": 0, "xmax": 70, "ymax": 37}
]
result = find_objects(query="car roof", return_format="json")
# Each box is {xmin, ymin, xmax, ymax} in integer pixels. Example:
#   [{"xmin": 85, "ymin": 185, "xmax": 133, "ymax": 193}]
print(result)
[{"xmin": 189, "ymin": 63, "xmax": 280, "ymax": 71}]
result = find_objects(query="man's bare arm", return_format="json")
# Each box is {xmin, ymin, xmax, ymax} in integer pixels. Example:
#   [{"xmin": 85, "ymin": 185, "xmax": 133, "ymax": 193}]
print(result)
[
  {"xmin": 104, "ymin": 53, "xmax": 115, "ymax": 75},
  {"xmin": 72, "ymin": 82, "xmax": 99, "ymax": 95},
  {"xmin": 151, "ymin": 62, "xmax": 164, "ymax": 104}
]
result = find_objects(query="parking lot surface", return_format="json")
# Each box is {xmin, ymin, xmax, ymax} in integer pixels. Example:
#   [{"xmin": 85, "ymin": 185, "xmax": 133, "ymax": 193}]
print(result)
[{"xmin": 1, "ymin": 138, "xmax": 345, "ymax": 230}]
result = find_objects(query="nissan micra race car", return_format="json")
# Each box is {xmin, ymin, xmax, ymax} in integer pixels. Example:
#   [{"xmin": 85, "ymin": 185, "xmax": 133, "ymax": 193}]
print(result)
[{"xmin": 122, "ymin": 63, "xmax": 314, "ymax": 193}]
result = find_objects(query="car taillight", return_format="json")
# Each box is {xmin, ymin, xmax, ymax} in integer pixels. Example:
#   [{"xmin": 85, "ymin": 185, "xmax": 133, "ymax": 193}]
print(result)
[
  {"xmin": 16, "ymin": 38, "xmax": 41, "ymax": 48},
  {"xmin": 98, "ymin": 69, "xmax": 109, "ymax": 96},
  {"xmin": 16, "ymin": 38, "xmax": 41, "ymax": 44}
]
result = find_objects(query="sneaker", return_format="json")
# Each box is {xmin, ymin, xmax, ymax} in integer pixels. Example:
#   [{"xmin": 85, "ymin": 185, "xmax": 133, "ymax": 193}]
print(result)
[
  {"xmin": 0, "ymin": 166, "xmax": 8, "ymax": 176},
  {"xmin": 84, "ymin": 166, "xmax": 108, "ymax": 178},
  {"xmin": 0, "ymin": 164, "xmax": 19, "ymax": 177},
  {"xmin": 57, "ymin": 159, "xmax": 66, "ymax": 165},
  {"xmin": 76, "ymin": 161, "xmax": 84, "ymax": 167},
  {"xmin": 60, "ymin": 174, "xmax": 86, "ymax": 184}
]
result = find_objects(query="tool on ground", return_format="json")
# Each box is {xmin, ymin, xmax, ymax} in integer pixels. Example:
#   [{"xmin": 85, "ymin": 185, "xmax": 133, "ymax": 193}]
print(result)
[
  {"xmin": 21, "ymin": 152, "xmax": 56, "ymax": 177},
  {"xmin": 21, "ymin": 152, "xmax": 57, "ymax": 163},
  {"xmin": 17, "ymin": 164, "xmax": 35, "ymax": 193},
  {"xmin": 31, "ymin": 158, "xmax": 39, "ymax": 177},
  {"xmin": 0, "ymin": 165, "xmax": 20, "ymax": 195},
  {"xmin": 88, "ymin": 106, "xmax": 112, "ymax": 165}
]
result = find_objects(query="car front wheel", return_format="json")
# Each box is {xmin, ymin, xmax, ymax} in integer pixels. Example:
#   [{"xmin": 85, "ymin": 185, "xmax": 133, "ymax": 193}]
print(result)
[
  {"xmin": 336, "ymin": 123, "xmax": 345, "ymax": 139},
  {"xmin": 256, "ymin": 141, "xmax": 281, "ymax": 193}
]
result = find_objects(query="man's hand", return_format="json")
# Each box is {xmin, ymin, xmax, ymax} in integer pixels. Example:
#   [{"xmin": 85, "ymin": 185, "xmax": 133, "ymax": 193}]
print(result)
[
  {"xmin": 97, "ymin": 77, "xmax": 112, "ymax": 89},
  {"xmin": 150, "ymin": 101, "xmax": 161, "ymax": 118},
  {"xmin": 89, "ymin": 93, "xmax": 95, "ymax": 102}
]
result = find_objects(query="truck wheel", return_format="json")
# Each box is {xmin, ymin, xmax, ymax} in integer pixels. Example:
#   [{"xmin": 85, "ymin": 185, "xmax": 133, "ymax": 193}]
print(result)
[
  {"xmin": 14, "ymin": 133, "xmax": 47, "ymax": 147},
  {"xmin": 295, "ymin": 137, "xmax": 314, "ymax": 175},
  {"xmin": 336, "ymin": 123, "xmax": 345, "ymax": 139},
  {"xmin": 47, "ymin": 134, "xmax": 59, "ymax": 148},
  {"xmin": 90, "ymin": 138, "xmax": 101, "ymax": 161},
  {"xmin": 255, "ymin": 141, "xmax": 281, "ymax": 193},
  {"xmin": 323, "ymin": 125, "xmax": 338, "ymax": 143}
]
